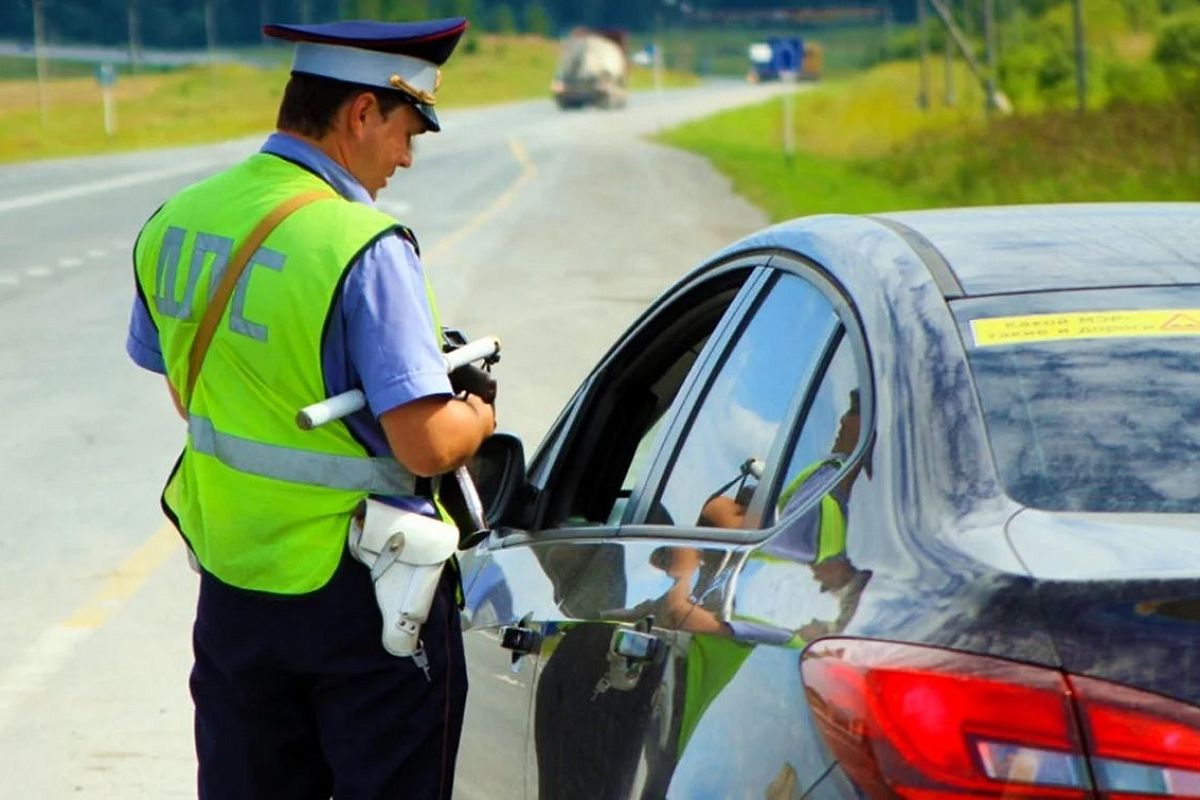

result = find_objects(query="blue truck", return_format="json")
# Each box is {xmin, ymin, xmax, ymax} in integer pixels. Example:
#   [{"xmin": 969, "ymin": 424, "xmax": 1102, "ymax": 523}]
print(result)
[{"xmin": 747, "ymin": 36, "xmax": 822, "ymax": 82}]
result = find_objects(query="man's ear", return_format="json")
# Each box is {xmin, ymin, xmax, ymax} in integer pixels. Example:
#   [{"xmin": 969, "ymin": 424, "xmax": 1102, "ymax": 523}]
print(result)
[{"xmin": 343, "ymin": 91, "xmax": 378, "ymax": 138}]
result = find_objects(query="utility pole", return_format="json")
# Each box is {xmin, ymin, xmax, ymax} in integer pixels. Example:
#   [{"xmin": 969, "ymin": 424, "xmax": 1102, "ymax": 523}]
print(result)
[
  {"xmin": 928, "ymin": 0, "xmax": 1012, "ymax": 112},
  {"xmin": 944, "ymin": 0, "xmax": 956, "ymax": 106},
  {"xmin": 917, "ymin": 0, "xmax": 930, "ymax": 110},
  {"xmin": 654, "ymin": 9, "xmax": 664, "ymax": 95},
  {"xmin": 260, "ymin": 0, "xmax": 269, "ymax": 44},
  {"xmin": 1072, "ymin": 0, "xmax": 1087, "ymax": 112},
  {"xmin": 32, "ymin": 0, "xmax": 49, "ymax": 125},
  {"xmin": 883, "ymin": 1, "xmax": 893, "ymax": 54},
  {"xmin": 126, "ymin": 0, "xmax": 141, "ymax": 74},
  {"xmin": 205, "ymin": 0, "xmax": 218, "ymax": 82},
  {"xmin": 983, "ymin": 0, "xmax": 1000, "ymax": 113},
  {"xmin": 301, "ymin": 0, "xmax": 313, "ymax": 24}
]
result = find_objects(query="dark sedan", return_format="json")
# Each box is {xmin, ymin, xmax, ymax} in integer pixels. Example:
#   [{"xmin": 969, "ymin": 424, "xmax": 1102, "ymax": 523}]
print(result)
[{"xmin": 453, "ymin": 203, "xmax": 1200, "ymax": 799}]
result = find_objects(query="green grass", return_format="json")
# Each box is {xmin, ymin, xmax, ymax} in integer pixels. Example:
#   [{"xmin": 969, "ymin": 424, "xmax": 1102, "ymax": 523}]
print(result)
[
  {"xmin": 0, "ymin": 34, "xmax": 695, "ymax": 164},
  {"xmin": 0, "ymin": 55, "xmax": 100, "ymax": 80},
  {"xmin": 657, "ymin": 58, "xmax": 1200, "ymax": 219},
  {"xmin": 876, "ymin": 103, "xmax": 1200, "ymax": 206}
]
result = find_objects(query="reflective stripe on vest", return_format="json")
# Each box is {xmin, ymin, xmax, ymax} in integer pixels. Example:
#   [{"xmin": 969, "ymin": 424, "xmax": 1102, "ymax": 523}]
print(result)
[{"xmin": 188, "ymin": 415, "xmax": 417, "ymax": 496}]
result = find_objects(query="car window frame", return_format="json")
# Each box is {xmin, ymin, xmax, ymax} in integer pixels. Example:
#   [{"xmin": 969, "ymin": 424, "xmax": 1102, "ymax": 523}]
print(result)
[
  {"xmin": 622, "ymin": 267, "xmax": 838, "ymax": 530},
  {"xmin": 618, "ymin": 254, "xmax": 875, "ymax": 546},
  {"xmin": 496, "ymin": 255, "xmax": 777, "ymax": 547},
  {"xmin": 749, "ymin": 255, "xmax": 876, "ymax": 537}
]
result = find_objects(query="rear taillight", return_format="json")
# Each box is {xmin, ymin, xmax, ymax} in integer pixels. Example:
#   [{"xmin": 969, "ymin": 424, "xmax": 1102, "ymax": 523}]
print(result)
[
  {"xmin": 1072, "ymin": 676, "xmax": 1200, "ymax": 799},
  {"xmin": 801, "ymin": 639, "xmax": 1200, "ymax": 799}
]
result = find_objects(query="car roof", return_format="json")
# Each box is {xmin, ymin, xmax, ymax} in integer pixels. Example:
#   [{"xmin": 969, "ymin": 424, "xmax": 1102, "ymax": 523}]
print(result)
[{"xmin": 874, "ymin": 203, "xmax": 1200, "ymax": 297}]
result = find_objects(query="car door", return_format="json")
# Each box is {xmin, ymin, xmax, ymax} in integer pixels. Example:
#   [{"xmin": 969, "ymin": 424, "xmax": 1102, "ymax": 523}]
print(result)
[
  {"xmin": 454, "ymin": 258, "xmax": 766, "ymax": 800},
  {"xmin": 526, "ymin": 265, "xmax": 868, "ymax": 800},
  {"xmin": 680, "ymin": 309, "xmax": 870, "ymax": 800}
]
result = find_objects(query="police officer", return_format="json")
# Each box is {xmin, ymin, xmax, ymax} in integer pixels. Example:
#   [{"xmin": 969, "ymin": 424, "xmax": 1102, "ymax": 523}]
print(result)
[{"xmin": 124, "ymin": 16, "xmax": 493, "ymax": 800}]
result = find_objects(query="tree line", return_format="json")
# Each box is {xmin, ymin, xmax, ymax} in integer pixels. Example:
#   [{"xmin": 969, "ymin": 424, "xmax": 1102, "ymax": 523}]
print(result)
[
  {"xmin": 4, "ymin": 1, "xmax": 913, "ymax": 49},
  {"xmin": 3, "ymin": 2, "xmax": 1147, "ymax": 50}
]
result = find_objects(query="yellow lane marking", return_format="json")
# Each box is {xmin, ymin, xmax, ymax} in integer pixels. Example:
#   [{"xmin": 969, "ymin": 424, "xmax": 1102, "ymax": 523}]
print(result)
[
  {"xmin": 0, "ymin": 524, "xmax": 181, "ymax": 734},
  {"xmin": 425, "ymin": 137, "xmax": 537, "ymax": 261},
  {"xmin": 971, "ymin": 309, "xmax": 1200, "ymax": 347},
  {"xmin": 64, "ymin": 524, "xmax": 181, "ymax": 629}
]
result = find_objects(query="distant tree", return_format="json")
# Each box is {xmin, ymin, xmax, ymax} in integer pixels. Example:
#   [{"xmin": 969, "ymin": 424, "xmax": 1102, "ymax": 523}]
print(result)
[
  {"xmin": 443, "ymin": 0, "xmax": 475, "ymax": 21},
  {"xmin": 343, "ymin": 0, "xmax": 384, "ymax": 19},
  {"xmin": 1155, "ymin": 10, "xmax": 1200, "ymax": 92},
  {"xmin": 524, "ymin": 1, "xmax": 552, "ymax": 37},
  {"xmin": 490, "ymin": 2, "xmax": 516, "ymax": 33},
  {"xmin": 386, "ymin": 0, "xmax": 430, "ymax": 20}
]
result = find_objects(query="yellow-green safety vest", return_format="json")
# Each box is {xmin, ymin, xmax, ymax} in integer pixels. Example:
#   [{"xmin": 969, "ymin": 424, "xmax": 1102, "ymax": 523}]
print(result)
[{"xmin": 134, "ymin": 153, "xmax": 436, "ymax": 594}]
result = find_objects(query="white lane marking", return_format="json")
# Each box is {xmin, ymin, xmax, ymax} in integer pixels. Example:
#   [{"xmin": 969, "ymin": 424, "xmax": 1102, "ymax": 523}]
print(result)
[
  {"xmin": 0, "ymin": 161, "xmax": 216, "ymax": 215},
  {"xmin": 491, "ymin": 673, "xmax": 524, "ymax": 687},
  {"xmin": 58, "ymin": 256, "xmax": 83, "ymax": 268},
  {"xmin": 426, "ymin": 138, "xmax": 537, "ymax": 261},
  {"xmin": 87, "ymin": 248, "xmax": 107, "ymax": 258},
  {"xmin": 0, "ymin": 525, "xmax": 180, "ymax": 736},
  {"xmin": 0, "ymin": 274, "xmax": 18, "ymax": 286},
  {"xmin": 25, "ymin": 266, "xmax": 51, "ymax": 277}
]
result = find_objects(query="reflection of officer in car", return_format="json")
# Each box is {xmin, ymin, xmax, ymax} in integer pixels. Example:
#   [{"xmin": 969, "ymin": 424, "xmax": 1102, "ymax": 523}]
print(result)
[
  {"xmin": 648, "ymin": 545, "xmax": 731, "ymax": 635},
  {"xmin": 772, "ymin": 390, "xmax": 872, "ymax": 640},
  {"xmin": 697, "ymin": 391, "xmax": 871, "ymax": 639}
]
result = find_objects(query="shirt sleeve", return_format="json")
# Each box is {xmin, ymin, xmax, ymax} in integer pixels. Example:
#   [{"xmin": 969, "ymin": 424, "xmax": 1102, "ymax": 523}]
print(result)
[
  {"xmin": 343, "ymin": 232, "xmax": 452, "ymax": 417},
  {"xmin": 125, "ymin": 294, "xmax": 166, "ymax": 375}
]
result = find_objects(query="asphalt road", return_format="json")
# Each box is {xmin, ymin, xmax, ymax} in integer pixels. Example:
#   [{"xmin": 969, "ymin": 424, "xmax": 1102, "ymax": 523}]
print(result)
[{"xmin": 0, "ymin": 80, "xmax": 794, "ymax": 796}]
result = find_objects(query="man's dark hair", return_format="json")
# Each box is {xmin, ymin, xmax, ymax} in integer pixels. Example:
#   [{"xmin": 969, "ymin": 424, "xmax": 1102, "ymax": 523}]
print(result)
[{"xmin": 276, "ymin": 72, "xmax": 412, "ymax": 138}]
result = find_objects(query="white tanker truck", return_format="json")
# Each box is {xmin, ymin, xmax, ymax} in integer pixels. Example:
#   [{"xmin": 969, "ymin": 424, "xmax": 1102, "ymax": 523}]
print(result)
[{"xmin": 551, "ymin": 28, "xmax": 629, "ymax": 110}]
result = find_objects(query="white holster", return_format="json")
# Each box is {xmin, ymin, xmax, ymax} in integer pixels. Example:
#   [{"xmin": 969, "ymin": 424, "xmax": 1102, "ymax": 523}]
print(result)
[{"xmin": 348, "ymin": 498, "xmax": 459, "ymax": 657}]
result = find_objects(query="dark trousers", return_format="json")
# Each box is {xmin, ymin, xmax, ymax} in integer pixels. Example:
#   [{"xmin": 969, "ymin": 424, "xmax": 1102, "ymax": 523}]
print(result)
[{"xmin": 191, "ymin": 549, "xmax": 467, "ymax": 800}]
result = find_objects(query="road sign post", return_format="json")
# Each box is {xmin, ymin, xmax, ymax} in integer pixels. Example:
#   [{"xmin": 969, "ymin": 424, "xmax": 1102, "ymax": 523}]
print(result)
[
  {"xmin": 782, "ymin": 86, "xmax": 795, "ymax": 164},
  {"xmin": 32, "ymin": 0, "xmax": 49, "ymax": 125},
  {"xmin": 97, "ymin": 63, "xmax": 118, "ymax": 137},
  {"xmin": 652, "ymin": 41, "xmax": 663, "ymax": 95}
]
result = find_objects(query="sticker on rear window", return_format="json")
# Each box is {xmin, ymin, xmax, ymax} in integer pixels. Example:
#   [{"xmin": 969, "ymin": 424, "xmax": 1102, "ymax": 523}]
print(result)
[{"xmin": 971, "ymin": 309, "xmax": 1200, "ymax": 347}]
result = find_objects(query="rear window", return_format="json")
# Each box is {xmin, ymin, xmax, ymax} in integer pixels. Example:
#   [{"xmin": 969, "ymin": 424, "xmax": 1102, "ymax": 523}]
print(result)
[{"xmin": 955, "ymin": 287, "xmax": 1200, "ymax": 513}]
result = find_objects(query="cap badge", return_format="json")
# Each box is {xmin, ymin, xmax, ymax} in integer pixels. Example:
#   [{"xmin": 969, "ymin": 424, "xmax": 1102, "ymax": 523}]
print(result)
[{"xmin": 389, "ymin": 73, "xmax": 437, "ymax": 106}]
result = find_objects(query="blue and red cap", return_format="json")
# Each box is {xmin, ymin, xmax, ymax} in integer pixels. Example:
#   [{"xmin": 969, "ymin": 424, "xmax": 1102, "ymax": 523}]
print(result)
[{"xmin": 263, "ymin": 18, "xmax": 468, "ymax": 132}]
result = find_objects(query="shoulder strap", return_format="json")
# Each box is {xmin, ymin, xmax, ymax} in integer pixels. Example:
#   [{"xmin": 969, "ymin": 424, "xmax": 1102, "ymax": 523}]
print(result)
[
  {"xmin": 184, "ymin": 189, "xmax": 335, "ymax": 408},
  {"xmin": 395, "ymin": 224, "xmax": 421, "ymax": 256}
]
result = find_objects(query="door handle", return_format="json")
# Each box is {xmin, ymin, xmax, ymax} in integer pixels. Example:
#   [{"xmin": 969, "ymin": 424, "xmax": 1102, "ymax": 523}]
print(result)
[
  {"xmin": 612, "ymin": 628, "xmax": 663, "ymax": 664},
  {"xmin": 499, "ymin": 624, "xmax": 542, "ymax": 656}
]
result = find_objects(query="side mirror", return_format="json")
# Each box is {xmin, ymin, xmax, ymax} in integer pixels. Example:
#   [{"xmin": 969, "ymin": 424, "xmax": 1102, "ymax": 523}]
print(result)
[
  {"xmin": 470, "ymin": 432, "xmax": 527, "ymax": 525},
  {"xmin": 442, "ymin": 433, "xmax": 532, "ymax": 549}
]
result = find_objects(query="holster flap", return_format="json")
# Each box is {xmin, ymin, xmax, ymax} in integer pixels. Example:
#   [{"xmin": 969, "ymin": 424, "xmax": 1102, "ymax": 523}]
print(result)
[{"xmin": 356, "ymin": 498, "xmax": 458, "ymax": 566}]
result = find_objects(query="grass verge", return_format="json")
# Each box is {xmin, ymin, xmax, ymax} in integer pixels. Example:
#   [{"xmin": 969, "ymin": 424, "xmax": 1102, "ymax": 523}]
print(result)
[
  {"xmin": 0, "ymin": 35, "xmax": 696, "ymax": 164},
  {"xmin": 657, "ymin": 60, "xmax": 1200, "ymax": 219}
]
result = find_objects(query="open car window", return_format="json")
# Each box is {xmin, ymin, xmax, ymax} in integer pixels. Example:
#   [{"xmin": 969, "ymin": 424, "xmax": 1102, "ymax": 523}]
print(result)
[{"xmin": 531, "ymin": 264, "xmax": 764, "ymax": 533}]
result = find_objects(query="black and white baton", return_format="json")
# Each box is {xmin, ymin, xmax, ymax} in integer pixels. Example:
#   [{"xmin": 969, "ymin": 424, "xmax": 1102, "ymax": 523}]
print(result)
[
  {"xmin": 295, "ymin": 335, "xmax": 501, "ymax": 538},
  {"xmin": 296, "ymin": 335, "xmax": 500, "ymax": 430}
]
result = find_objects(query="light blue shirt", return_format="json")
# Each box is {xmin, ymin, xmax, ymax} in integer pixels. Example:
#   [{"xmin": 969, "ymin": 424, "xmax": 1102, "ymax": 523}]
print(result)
[{"xmin": 127, "ymin": 132, "xmax": 451, "ymax": 510}]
